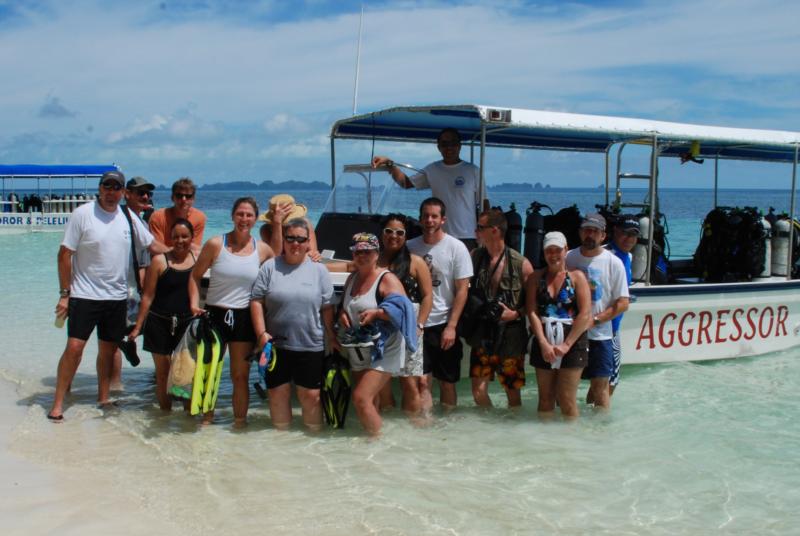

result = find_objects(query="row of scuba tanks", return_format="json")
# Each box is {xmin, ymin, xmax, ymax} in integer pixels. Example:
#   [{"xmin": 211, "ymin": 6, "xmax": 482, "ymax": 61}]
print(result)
[
  {"xmin": 694, "ymin": 206, "xmax": 799, "ymax": 281},
  {"xmin": 502, "ymin": 201, "xmax": 662, "ymax": 282},
  {"xmin": 2, "ymin": 193, "xmax": 96, "ymax": 213}
]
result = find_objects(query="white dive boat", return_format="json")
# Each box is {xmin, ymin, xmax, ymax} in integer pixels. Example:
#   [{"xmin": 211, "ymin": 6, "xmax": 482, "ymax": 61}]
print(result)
[
  {"xmin": 0, "ymin": 164, "xmax": 120, "ymax": 234},
  {"xmin": 320, "ymin": 104, "xmax": 800, "ymax": 365}
]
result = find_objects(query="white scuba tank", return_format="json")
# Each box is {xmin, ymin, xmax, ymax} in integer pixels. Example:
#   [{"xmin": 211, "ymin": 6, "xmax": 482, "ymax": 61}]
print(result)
[
  {"xmin": 9, "ymin": 193, "xmax": 18, "ymax": 213},
  {"xmin": 758, "ymin": 217, "xmax": 771, "ymax": 278},
  {"xmin": 631, "ymin": 215, "xmax": 649, "ymax": 281},
  {"xmin": 772, "ymin": 218, "xmax": 791, "ymax": 276}
]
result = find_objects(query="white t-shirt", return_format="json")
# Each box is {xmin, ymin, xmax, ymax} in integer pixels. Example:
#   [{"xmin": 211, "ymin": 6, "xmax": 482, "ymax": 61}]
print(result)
[
  {"xmin": 62, "ymin": 201, "xmax": 154, "ymax": 301},
  {"xmin": 410, "ymin": 160, "xmax": 486, "ymax": 239},
  {"xmin": 565, "ymin": 248, "xmax": 629, "ymax": 340},
  {"xmin": 407, "ymin": 234, "xmax": 473, "ymax": 327}
]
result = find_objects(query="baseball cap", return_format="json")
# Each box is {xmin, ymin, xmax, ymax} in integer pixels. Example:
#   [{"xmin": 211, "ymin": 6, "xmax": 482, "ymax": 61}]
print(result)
[
  {"xmin": 126, "ymin": 176, "xmax": 155, "ymax": 190},
  {"xmin": 618, "ymin": 216, "xmax": 641, "ymax": 235},
  {"xmin": 350, "ymin": 232, "xmax": 380, "ymax": 252},
  {"xmin": 543, "ymin": 231, "xmax": 568, "ymax": 250},
  {"xmin": 580, "ymin": 212, "xmax": 606, "ymax": 231},
  {"xmin": 99, "ymin": 170, "xmax": 125, "ymax": 186}
]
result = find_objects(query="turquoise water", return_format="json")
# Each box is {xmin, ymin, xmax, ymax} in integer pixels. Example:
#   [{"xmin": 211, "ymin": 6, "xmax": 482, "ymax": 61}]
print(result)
[{"xmin": 1, "ymin": 188, "xmax": 799, "ymax": 534}]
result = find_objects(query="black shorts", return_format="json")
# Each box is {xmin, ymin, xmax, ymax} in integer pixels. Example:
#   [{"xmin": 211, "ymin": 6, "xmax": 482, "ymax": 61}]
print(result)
[
  {"xmin": 265, "ymin": 348, "xmax": 324, "ymax": 390},
  {"xmin": 207, "ymin": 305, "xmax": 255, "ymax": 343},
  {"xmin": 529, "ymin": 326, "xmax": 589, "ymax": 370},
  {"xmin": 143, "ymin": 310, "xmax": 193, "ymax": 355},
  {"xmin": 422, "ymin": 323, "xmax": 463, "ymax": 384},
  {"xmin": 67, "ymin": 297, "xmax": 127, "ymax": 342}
]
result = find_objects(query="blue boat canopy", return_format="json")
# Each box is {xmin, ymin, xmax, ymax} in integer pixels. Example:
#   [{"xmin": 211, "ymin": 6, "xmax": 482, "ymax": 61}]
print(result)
[
  {"xmin": 331, "ymin": 105, "xmax": 800, "ymax": 163},
  {"xmin": 0, "ymin": 164, "xmax": 120, "ymax": 178}
]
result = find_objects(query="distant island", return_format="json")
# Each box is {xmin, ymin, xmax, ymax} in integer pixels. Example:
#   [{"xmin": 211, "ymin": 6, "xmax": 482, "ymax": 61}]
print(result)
[
  {"xmin": 489, "ymin": 182, "xmax": 551, "ymax": 191},
  {"xmin": 198, "ymin": 180, "xmax": 330, "ymax": 191}
]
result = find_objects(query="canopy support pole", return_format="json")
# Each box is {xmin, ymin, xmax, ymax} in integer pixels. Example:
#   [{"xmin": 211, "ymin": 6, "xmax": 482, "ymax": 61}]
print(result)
[
  {"xmin": 604, "ymin": 150, "xmax": 610, "ymax": 207},
  {"xmin": 479, "ymin": 125, "xmax": 486, "ymax": 211},
  {"xmin": 646, "ymin": 135, "xmax": 658, "ymax": 285},
  {"xmin": 713, "ymin": 156, "xmax": 719, "ymax": 208},
  {"xmin": 788, "ymin": 144, "xmax": 798, "ymax": 281}
]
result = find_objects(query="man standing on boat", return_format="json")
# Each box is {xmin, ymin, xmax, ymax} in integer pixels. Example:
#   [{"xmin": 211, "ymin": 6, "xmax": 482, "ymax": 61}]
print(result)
[
  {"xmin": 48, "ymin": 171, "xmax": 169, "ymax": 421},
  {"xmin": 148, "ymin": 177, "xmax": 206, "ymax": 252},
  {"xmin": 373, "ymin": 128, "xmax": 489, "ymax": 251},
  {"xmin": 565, "ymin": 213, "xmax": 629, "ymax": 409},
  {"xmin": 605, "ymin": 216, "xmax": 639, "ymax": 398},
  {"xmin": 407, "ymin": 198, "xmax": 473, "ymax": 411}
]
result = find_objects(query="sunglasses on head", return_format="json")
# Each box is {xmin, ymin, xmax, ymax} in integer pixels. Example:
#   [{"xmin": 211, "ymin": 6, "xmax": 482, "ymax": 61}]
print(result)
[
  {"xmin": 174, "ymin": 193, "xmax": 194, "ymax": 200},
  {"xmin": 284, "ymin": 235, "xmax": 309, "ymax": 244},
  {"xmin": 383, "ymin": 227, "xmax": 406, "ymax": 237},
  {"xmin": 101, "ymin": 181, "xmax": 123, "ymax": 191}
]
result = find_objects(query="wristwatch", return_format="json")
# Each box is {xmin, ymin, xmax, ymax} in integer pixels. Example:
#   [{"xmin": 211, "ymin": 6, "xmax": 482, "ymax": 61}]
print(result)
[
  {"xmin": 59, "ymin": 288, "xmax": 70, "ymax": 298},
  {"xmin": 593, "ymin": 315, "xmax": 600, "ymax": 325},
  {"xmin": 386, "ymin": 160, "xmax": 395, "ymax": 168}
]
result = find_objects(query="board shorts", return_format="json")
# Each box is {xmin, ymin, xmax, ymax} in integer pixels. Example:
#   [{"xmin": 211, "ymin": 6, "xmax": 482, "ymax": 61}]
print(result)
[
  {"xmin": 207, "ymin": 305, "xmax": 255, "ymax": 343},
  {"xmin": 67, "ymin": 297, "xmax": 126, "ymax": 342},
  {"xmin": 529, "ymin": 326, "xmax": 589, "ymax": 370},
  {"xmin": 143, "ymin": 310, "xmax": 193, "ymax": 355},
  {"xmin": 422, "ymin": 323, "xmax": 463, "ymax": 384},
  {"xmin": 265, "ymin": 348, "xmax": 324, "ymax": 390},
  {"xmin": 469, "ymin": 347, "xmax": 526, "ymax": 389},
  {"xmin": 581, "ymin": 338, "xmax": 614, "ymax": 379},
  {"xmin": 610, "ymin": 330, "xmax": 621, "ymax": 387}
]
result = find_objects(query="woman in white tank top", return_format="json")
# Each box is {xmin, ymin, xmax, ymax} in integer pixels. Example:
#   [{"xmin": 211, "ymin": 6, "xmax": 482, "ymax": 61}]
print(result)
[
  {"xmin": 189, "ymin": 197, "xmax": 274, "ymax": 426},
  {"xmin": 339, "ymin": 233, "xmax": 407, "ymax": 436}
]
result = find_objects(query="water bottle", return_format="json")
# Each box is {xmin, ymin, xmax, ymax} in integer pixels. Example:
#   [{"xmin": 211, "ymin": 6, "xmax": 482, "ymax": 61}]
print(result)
[{"xmin": 54, "ymin": 314, "xmax": 66, "ymax": 328}]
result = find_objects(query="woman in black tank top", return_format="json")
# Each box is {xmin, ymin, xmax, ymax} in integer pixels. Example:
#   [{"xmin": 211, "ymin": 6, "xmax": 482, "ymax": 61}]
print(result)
[
  {"xmin": 376, "ymin": 214, "xmax": 433, "ymax": 417},
  {"xmin": 129, "ymin": 219, "xmax": 196, "ymax": 411}
]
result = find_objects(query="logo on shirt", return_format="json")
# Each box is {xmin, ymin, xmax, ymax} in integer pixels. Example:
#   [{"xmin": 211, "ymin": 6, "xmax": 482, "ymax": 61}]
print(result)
[
  {"xmin": 454, "ymin": 176, "xmax": 465, "ymax": 188},
  {"xmin": 423, "ymin": 254, "xmax": 441, "ymax": 287},
  {"xmin": 586, "ymin": 267, "xmax": 603, "ymax": 302}
]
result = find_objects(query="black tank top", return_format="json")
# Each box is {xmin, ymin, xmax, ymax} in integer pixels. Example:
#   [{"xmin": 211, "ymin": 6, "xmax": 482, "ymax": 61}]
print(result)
[{"xmin": 151, "ymin": 253, "xmax": 195, "ymax": 315}]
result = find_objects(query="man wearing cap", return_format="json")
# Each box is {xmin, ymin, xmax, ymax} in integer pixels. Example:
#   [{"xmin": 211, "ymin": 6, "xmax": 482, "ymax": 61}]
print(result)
[
  {"xmin": 258, "ymin": 194, "xmax": 320, "ymax": 260},
  {"xmin": 565, "ymin": 213, "xmax": 629, "ymax": 409},
  {"xmin": 148, "ymin": 177, "xmax": 206, "ymax": 252},
  {"xmin": 407, "ymin": 197, "xmax": 473, "ymax": 410},
  {"xmin": 48, "ymin": 171, "xmax": 169, "ymax": 421},
  {"xmin": 605, "ymin": 216, "xmax": 639, "ymax": 397},
  {"xmin": 372, "ymin": 128, "xmax": 490, "ymax": 251}
]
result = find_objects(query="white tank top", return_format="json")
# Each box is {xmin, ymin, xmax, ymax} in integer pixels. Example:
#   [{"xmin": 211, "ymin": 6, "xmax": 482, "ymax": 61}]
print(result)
[{"xmin": 206, "ymin": 235, "xmax": 260, "ymax": 309}]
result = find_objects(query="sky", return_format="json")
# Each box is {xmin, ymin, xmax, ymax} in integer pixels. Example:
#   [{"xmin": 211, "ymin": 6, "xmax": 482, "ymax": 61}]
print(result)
[{"xmin": 0, "ymin": 0, "xmax": 798, "ymax": 188}]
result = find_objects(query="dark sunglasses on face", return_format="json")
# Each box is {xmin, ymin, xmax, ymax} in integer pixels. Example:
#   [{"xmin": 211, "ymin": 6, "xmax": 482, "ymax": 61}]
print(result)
[
  {"xmin": 174, "ymin": 193, "xmax": 194, "ymax": 200},
  {"xmin": 101, "ymin": 181, "xmax": 123, "ymax": 191},
  {"xmin": 476, "ymin": 224, "xmax": 494, "ymax": 231},
  {"xmin": 383, "ymin": 228, "xmax": 406, "ymax": 237},
  {"xmin": 134, "ymin": 190, "xmax": 153, "ymax": 198},
  {"xmin": 284, "ymin": 235, "xmax": 309, "ymax": 244}
]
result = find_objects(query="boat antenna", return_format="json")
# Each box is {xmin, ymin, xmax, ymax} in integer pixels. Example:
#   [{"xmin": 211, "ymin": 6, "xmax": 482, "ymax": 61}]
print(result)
[{"xmin": 351, "ymin": 4, "xmax": 364, "ymax": 116}]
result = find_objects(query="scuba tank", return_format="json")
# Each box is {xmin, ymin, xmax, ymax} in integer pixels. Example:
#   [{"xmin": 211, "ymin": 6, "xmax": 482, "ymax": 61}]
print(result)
[
  {"xmin": 631, "ymin": 214, "xmax": 650, "ymax": 281},
  {"xmin": 524, "ymin": 201, "xmax": 549, "ymax": 268},
  {"xmin": 9, "ymin": 193, "xmax": 18, "ymax": 213},
  {"xmin": 772, "ymin": 217, "xmax": 791, "ymax": 276},
  {"xmin": 758, "ymin": 216, "xmax": 772, "ymax": 278},
  {"xmin": 504, "ymin": 203, "xmax": 522, "ymax": 253}
]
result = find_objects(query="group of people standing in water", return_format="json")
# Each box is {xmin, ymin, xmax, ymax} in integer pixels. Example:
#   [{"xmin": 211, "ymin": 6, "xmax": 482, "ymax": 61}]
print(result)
[{"xmin": 48, "ymin": 128, "xmax": 635, "ymax": 436}]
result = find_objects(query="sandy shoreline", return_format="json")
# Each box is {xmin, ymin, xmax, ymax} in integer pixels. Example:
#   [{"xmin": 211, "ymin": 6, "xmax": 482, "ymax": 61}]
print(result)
[{"xmin": 0, "ymin": 378, "xmax": 178, "ymax": 536}]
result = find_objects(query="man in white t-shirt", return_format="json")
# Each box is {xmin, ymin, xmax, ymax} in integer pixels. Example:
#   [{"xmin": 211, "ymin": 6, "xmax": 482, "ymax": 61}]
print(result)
[
  {"xmin": 407, "ymin": 197, "xmax": 473, "ymax": 411},
  {"xmin": 373, "ymin": 128, "xmax": 489, "ymax": 250},
  {"xmin": 565, "ymin": 213, "xmax": 629, "ymax": 409},
  {"xmin": 48, "ymin": 170, "xmax": 168, "ymax": 421}
]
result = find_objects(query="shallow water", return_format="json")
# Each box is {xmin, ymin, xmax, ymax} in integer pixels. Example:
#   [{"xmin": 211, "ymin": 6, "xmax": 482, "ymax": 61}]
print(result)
[{"xmin": 2, "ymin": 188, "xmax": 799, "ymax": 534}]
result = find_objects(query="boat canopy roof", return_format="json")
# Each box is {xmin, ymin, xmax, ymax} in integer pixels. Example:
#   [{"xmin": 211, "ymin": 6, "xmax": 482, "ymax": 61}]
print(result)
[
  {"xmin": 331, "ymin": 105, "xmax": 800, "ymax": 163},
  {"xmin": 0, "ymin": 164, "xmax": 119, "ymax": 178}
]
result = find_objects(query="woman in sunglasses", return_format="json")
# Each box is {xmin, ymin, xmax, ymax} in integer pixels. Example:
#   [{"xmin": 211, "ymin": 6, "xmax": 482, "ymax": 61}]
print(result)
[
  {"xmin": 189, "ymin": 197, "xmax": 274, "ymax": 426},
  {"xmin": 128, "ymin": 219, "xmax": 196, "ymax": 411},
  {"xmin": 376, "ymin": 214, "xmax": 432, "ymax": 419},
  {"xmin": 250, "ymin": 218, "xmax": 338, "ymax": 430}
]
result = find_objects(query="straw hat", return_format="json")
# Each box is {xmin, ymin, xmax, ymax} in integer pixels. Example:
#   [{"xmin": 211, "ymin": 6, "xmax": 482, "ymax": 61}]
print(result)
[{"xmin": 258, "ymin": 194, "xmax": 308, "ymax": 223}]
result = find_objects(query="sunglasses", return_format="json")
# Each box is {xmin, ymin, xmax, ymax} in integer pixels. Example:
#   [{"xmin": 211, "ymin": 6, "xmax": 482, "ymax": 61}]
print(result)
[
  {"xmin": 101, "ymin": 181, "xmax": 123, "ymax": 191},
  {"xmin": 174, "ymin": 193, "xmax": 194, "ymax": 200},
  {"xmin": 476, "ymin": 224, "xmax": 494, "ymax": 231},
  {"xmin": 353, "ymin": 249, "xmax": 374, "ymax": 256},
  {"xmin": 438, "ymin": 140, "xmax": 460, "ymax": 148},
  {"xmin": 383, "ymin": 228, "xmax": 406, "ymax": 237},
  {"xmin": 284, "ymin": 235, "xmax": 309, "ymax": 244},
  {"xmin": 134, "ymin": 190, "xmax": 153, "ymax": 198}
]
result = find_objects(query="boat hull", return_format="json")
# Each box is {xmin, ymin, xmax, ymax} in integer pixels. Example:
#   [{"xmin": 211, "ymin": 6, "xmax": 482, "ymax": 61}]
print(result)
[{"xmin": 0, "ymin": 212, "xmax": 71, "ymax": 233}]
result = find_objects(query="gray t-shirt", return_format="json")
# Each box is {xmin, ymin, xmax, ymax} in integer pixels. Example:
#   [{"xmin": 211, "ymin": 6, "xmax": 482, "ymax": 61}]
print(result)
[{"xmin": 250, "ymin": 257, "xmax": 334, "ymax": 352}]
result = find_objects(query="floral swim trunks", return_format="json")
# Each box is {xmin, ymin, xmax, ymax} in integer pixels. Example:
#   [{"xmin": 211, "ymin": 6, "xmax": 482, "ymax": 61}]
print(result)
[{"xmin": 469, "ymin": 346, "xmax": 526, "ymax": 390}]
